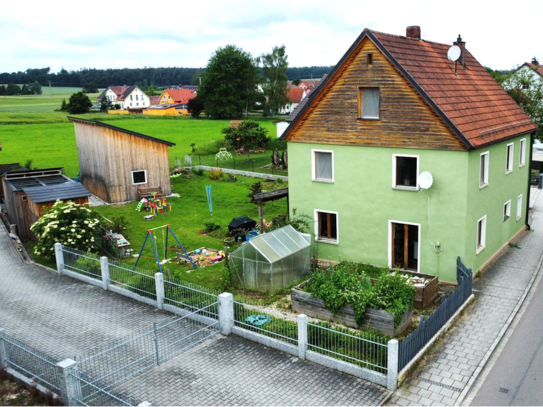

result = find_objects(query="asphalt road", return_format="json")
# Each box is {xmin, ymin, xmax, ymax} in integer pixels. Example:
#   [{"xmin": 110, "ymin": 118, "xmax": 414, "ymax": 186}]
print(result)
[{"xmin": 470, "ymin": 274, "xmax": 543, "ymax": 406}]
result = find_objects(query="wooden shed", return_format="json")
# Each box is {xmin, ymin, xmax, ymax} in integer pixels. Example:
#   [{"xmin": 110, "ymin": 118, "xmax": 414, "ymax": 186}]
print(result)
[
  {"xmin": 69, "ymin": 117, "xmax": 175, "ymax": 203},
  {"xmin": 2, "ymin": 168, "xmax": 91, "ymax": 241}
]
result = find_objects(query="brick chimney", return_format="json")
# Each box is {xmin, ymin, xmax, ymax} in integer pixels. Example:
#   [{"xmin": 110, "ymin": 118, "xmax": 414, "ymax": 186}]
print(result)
[
  {"xmin": 454, "ymin": 35, "xmax": 466, "ymax": 68},
  {"xmin": 406, "ymin": 26, "xmax": 421, "ymax": 40}
]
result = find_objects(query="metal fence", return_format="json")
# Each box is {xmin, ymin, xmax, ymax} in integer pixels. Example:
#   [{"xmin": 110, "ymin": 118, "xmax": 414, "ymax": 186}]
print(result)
[
  {"xmin": 398, "ymin": 257, "xmax": 473, "ymax": 371},
  {"xmin": 307, "ymin": 323, "xmax": 389, "ymax": 374},
  {"xmin": 193, "ymin": 154, "xmax": 287, "ymax": 176},
  {"xmin": 107, "ymin": 261, "xmax": 157, "ymax": 300},
  {"xmin": 1, "ymin": 331, "xmax": 61, "ymax": 392},
  {"xmin": 164, "ymin": 277, "xmax": 219, "ymax": 318},
  {"xmin": 74, "ymin": 304, "xmax": 219, "ymax": 406},
  {"xmin": 63, "ymin": 247, "xmax": 102, "ymax": 279},
  {"xmin": 233, "ymin": 299, "xmax": 298, "ymax": 345}
]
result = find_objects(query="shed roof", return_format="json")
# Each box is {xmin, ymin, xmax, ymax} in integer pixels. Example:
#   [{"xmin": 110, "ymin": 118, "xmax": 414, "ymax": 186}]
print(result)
[
  {"xmin": 231, "ymin": 225, "xmax": 310, "ymax": 263},
  {"xmin": 282, "ymin": 29, "xmax": 537, "ymax": 148},
  {"xmin": 4, "ymin": 174, "xmax": 72, "ymax": 192},
  {"xmin": 23, "ymin": 182, "xmax": 91, "ymax": 203},
  {"xmin": 67, "ymin": 117, "xmax": 176, "ymax": 147}
]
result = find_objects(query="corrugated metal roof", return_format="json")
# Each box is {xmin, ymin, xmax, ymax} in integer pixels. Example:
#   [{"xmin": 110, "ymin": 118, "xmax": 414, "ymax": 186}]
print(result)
[{"xmin": 23, "ymin": 182, "xmax": 91, "ymax": 203}]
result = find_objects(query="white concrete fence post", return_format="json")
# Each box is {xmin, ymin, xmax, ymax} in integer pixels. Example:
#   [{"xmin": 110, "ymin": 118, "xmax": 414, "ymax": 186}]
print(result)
[
  {"xmin": 0, "ymin": 328, "xmax": 8, "ymax": 369},
  {"xmin": 100, "ymin": 257, "xmax": 109, "ymax": 290},
  {"xmin": 54, "ymin": 243, "xmax": 64, "ymax": 275},
  {"xmin": 218, "ymin": 293, "xmax": 234, "ymax": 335},
  {"xmin": 297, "ymin": 314, "xmax": 308, "ymax": 360},
  {"xmin": 387, "ymin": 339, "xmax": 399, "ymax": 391},
  {"xmin": 56, "ymin": 359, "xmax": 82, "ymax": 406},
  {"xmin": 155, "ymin": 273, "xmax": 164, "ymax": 310}
]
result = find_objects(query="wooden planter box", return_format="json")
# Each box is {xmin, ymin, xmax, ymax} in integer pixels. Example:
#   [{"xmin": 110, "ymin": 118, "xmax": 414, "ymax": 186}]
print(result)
[
  {"xmin": 396, "ymin": 270, "xmax": 439, "ymax": 309},
  {"xmin": 291, "ymin": 285, "xmax": 412, "ymax": 337}
]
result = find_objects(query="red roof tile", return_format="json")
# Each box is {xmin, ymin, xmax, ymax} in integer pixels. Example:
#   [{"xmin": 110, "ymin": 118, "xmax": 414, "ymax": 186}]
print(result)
[
  {"xmin": 514, "ymin": 62, "xmax": 543, "ymax": 78},
  {"xmin": 162, "ymin": 88, "xmax": 196, "ymax": 104},
  {"xmin": 287, "ymin": 88, "xmax": 305, "ymax": 103}
]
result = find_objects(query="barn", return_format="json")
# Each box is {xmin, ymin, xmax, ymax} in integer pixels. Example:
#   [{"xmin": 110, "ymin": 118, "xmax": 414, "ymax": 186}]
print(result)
[
  {"xmin": 2, "ymin": 168, "xmax": 91, "ymax": 241},
  {"xmin": 69, "ymin": 117, "xmax": 175, "ymax": 203}
]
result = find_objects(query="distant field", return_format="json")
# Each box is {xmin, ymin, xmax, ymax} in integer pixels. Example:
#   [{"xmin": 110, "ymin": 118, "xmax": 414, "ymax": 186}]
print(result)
[
  {"xmin": 0, "ymin": 113, "xmax": 278, "ymax": 177},
  {"xmin": 0, "ymin": 87, "xmax": 102, "ymax": 113}
]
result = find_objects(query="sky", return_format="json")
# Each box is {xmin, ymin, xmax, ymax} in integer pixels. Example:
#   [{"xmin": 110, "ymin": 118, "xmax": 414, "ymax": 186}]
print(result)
[{"xmin": 1, "ymin": 0, "xmax": 541, "ymax": 74}]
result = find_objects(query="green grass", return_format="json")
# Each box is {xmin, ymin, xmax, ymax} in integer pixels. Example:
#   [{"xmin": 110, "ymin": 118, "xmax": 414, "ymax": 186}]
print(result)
[
  {"xmin": 0, "ymin": 89, "xmax": 102, "ymax": 114},
  {"xmin": 93, "ymin": 173, "xmax": 288, "ymax": 291},
  {"xmin": 0, "ymin": 113, "xmax": 279, "ymax": 177}
]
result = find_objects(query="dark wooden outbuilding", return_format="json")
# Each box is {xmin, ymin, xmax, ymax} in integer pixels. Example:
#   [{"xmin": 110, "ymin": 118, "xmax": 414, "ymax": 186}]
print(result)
[
  {"xmin": 2, "ymin": 168, "xmax": 91, "ymax": 241},
  {"xmin": 69, "ymin": 117, "xmax": 175, "ymax": 203}
]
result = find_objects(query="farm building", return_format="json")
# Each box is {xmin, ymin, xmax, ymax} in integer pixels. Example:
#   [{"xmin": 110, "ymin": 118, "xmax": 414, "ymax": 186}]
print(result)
[
  {"xmin": 69, "ymin": 117, "xmax": 175, "ymax": 203},
  {"xmin": 2, "ymin": 167, "xmax": 91, "ymax": 241}
]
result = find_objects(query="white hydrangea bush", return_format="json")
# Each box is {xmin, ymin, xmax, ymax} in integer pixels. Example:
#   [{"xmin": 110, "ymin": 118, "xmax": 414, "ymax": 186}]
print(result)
[{"xmin": 30, "ymin": 200, "xmax": 101, "ymax": 258}]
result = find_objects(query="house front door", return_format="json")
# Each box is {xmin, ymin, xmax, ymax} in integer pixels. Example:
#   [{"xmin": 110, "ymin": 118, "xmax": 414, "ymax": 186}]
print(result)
[{"xmin": 391, "ymin": 222, "xmax": 419, "ymax": 271}]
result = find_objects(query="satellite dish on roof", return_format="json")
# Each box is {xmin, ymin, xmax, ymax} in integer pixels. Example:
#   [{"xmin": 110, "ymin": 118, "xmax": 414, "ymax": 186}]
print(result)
[
  {"xmin": 419, "ymin": 171, "xmax": 433, "ymax": 190},
  {"xmin": 447, "ymin": 45, "xmax": 461, "ymax": 62}
]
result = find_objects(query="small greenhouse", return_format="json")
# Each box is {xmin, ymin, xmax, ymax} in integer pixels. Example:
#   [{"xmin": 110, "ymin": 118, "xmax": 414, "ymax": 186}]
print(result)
[{"xmin": 230, "ymin": 225, "xmax": 311, "ymax": 293}]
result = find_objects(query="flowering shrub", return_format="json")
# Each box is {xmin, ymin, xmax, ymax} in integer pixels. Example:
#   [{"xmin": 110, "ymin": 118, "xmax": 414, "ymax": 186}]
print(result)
[
  {"xmin": 30, "ymin": 200, "xmax": 101, "ymax": 258},
  {"xmin": 209, "ymin": 168, "xmax": 224, "ymax": 180}
]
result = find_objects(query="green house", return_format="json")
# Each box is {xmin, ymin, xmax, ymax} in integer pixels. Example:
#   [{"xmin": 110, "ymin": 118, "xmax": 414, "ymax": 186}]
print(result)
[{"xmin": 282, "ymin": 26, "xmax": 538, "ymax": 282}]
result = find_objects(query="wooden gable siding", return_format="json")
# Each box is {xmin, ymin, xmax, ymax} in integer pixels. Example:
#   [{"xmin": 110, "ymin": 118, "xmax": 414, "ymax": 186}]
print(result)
[
  {"xmin": 74, "ymin": 123, "xmax": 171, "ymax": 203},
  {"xmin": 286, "ymin": 38, "xmax": 467, "ymax": 151}
]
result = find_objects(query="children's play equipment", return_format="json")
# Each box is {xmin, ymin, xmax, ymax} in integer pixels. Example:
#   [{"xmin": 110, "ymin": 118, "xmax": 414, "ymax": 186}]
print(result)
[
  {"xmin": 215, "ymin": 148, "xmax": 233, "ymax": 161},
  {"xmin": 136, "ymin": 192, "xmax": 172, "ymax": 216},
  {"xmin": 134, "ymin": 225, "xmax": 196, "ymax": 272}
]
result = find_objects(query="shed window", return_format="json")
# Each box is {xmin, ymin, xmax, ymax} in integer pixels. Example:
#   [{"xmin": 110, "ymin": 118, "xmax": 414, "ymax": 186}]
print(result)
[
  {"xmin": 312, "ymin": 150, "xmax": 334, "ymax": 182},
  {"xmin": 132, "ymin": 170, "xmax": 147, "ymax": 185},
  {"xmin": 315, "ymin": 210, "xmax": 338, "ymax": 244},
  {"xmin": 359, "ymin": 88, "xmax": 380, "ymax": 119},
  {"xmin": 506, "ymin": 143, "xmax": 514, "ymax": 174},
  {"xmin": 393, "ymin": 155, "xmax": 418, "ymax": 190},
  {"xmin": 520, "ymin": 138, "xmax": 526, "ymax": 167}
]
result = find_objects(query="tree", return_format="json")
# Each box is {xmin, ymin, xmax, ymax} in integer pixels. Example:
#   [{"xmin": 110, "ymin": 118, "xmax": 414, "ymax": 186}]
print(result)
[
  {"xmin": 67, "ymin": 91, "xmax": 92, "ymax": 114},
  {"xmin": 145, "ymin": 85, "xmax": 159, "ymax": 96},
  {"xmin": 99, "ymin": 96, "xmax": 112, "ymax": 112},
  {"xmin": 485, "ymin": 67, "xmax": 509, "ymax": 85},
  {"xmin": 187, "ymin": 97, "xmax": 204, "ymax": 118},
  {"xmin": 502, "ymin": 67, "xmax": 543, "ymax": 140},
  {"xmin": 198, "ymin": 45, "xmax": 260, "ymax": 119},
  {"xmin": 260, "ymin": 45, "xmax": 290, "ymax": 117},
  {"xmin": 82, "ymin": 82, "xmax": 98, "ymax": 93},
  {"xmin": 30, "ymin": 80, "xmax": 42, "ymax": 95},
  {"xmin": 60, "ymin": 99, "xmax": 68, "ymax": 111},
  {"xmin": 222, "ymin": 120, "xmax": 270, "ymax": 160},
  {"xmin": 21, "ymin": 84, "xmax": 32, "ymax": 95},
  {"xmin": 30, "ymin": 200, "xmax": 101, "ymax": 259},
  {"xmin": 292, "ymin": 78, "xmax": 301, "ymax": 86},
  {"xmin": 6, "ymin": 83, "xmax": 21, "ymax": 95},
  {"xmin": 0, "ymin": 85, "xmax": 6, "ymax": 95}
]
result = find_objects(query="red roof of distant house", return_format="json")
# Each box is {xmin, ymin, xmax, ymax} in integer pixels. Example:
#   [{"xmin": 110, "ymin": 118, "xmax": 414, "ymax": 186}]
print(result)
[
  {"xmin": 97, "ymin": 85, "xmax": 137, "ymax": 101},
  {"xmin": 287, "ymin": 88, "xmax": 305, "ymax": 103},
  {"xmin": 149, "ymin": 96, "xmax": 160, "ymax": 105},
  {"xmin": 514, "ymin": 62, "xmax": 543, "ymax": 78},
  {"xmin": 285, "ymin": 30, "xmax": 537, "ymax": 148},
  {"xmin": 163, "ymin": 88, "xmax": 196, "ymax": 104}
]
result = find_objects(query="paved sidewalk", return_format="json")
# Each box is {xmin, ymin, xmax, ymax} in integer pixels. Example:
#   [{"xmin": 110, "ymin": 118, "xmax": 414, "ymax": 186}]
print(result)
[
  {"xmin": 389, "ymin": 189, "xmax": 543, "ymax": 406},
  {"xmin": 0, "ymin": 225, "xmax": 388, "ymax": 406}
]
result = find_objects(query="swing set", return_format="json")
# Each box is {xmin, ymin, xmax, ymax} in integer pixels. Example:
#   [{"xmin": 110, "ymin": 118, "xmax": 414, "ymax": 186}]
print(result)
[{"xmin": 133, "ymin": 225, "xmax": 197, "ymax": 272}]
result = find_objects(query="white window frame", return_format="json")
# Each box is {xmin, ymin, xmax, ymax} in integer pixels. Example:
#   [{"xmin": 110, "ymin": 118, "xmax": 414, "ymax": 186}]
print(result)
[
  {"xmin": 476, "ymin": 215, "xmax": 487, "ymax": 254},
  {"xmin": 311, "ymin": 149, "xmax": 334, "ymax": 183},
  {"xmin": 506, "ymin": 143, "xmax": 514, "ymax": 174},
  {"xmin": 480, "ymin": 151, "xmax": 489, "ymax": 188},
  {"xmin": 503, "ymin": 200, "xmax": 511, "ymax": 222},
  {"xmin": 314, "ymin": 209, "xmax": 339, "ymax": 245},
  {"xmin": 392, "ymin": 154, "xmax": 419, "ymax": 191},
  {"xmin": 517, "ymin": 194, "xmax": 523, "ymax": 221},
  {"xmin": 131, "ymin": 170, "xmax": 148, "ymax": 185},
  {"xmin": 387, "ymin": 220, "xmax": 421, "ymax": 272},
  {"xmin": 519, "ymin": 138, "xmax": 526, "ymax": 167}
]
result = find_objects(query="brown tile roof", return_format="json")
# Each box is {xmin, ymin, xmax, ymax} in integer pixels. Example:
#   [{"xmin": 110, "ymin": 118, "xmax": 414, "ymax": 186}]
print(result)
[
  {"xmin": 287, "ymin": 88, "xmax": 305, "ymax": 103},
  {"xmin": 284, "ymin": 30, "xmax": 537, "ymax": 148}
]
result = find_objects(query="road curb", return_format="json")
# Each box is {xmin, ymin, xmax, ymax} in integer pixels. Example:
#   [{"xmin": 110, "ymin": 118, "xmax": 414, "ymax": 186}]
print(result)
[{"xmin": 454, "ymin": 236, "xmax": 543, "ymax": 406}]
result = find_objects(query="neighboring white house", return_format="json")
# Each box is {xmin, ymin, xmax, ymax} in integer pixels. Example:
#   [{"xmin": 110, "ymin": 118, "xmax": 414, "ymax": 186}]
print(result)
[
  {"xmin": 278, "ymin": 87, "xmax": 307, "ymax": 115},
  {"xmin": 97, "ymin": 85, "xmax": 151, "ymax": 109}
]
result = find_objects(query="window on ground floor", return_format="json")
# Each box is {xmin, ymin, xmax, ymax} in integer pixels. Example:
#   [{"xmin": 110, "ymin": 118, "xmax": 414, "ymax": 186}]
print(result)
[
  {"xmin": 476, "ymin": 215, "xmax": 487, "ymax": 254},
  {"xmin": 517, "ymin": 194, "xmax": 523, "ymax": 221},
  {"xmin": 503, "ymin": 200, "xmax": 511, "ymax": 222},
  {"xmin": 315, "ymin": 210, "xmax": 338, "ymax": 243}
]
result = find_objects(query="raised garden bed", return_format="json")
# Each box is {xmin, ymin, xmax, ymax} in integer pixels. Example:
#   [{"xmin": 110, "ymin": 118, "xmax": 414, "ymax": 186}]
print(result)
[
  {"xmin": 388, "ymin": 270, "xmax": 439, "ymax": 309},
  {"xmin": 291, "ymin": 283, "xmax": 412, "ymax": 337}
]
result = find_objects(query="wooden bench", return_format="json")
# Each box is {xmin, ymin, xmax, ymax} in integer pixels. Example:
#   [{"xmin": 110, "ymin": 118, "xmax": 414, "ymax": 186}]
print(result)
[{"xmin": 137, "ymin": 187, "xmax": 163, "ymax": 199}]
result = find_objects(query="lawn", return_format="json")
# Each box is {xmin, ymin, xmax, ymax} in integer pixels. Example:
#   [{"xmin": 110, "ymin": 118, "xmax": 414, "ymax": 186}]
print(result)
[
  {"xmin": 0, "ymin": 113, "xmax": 280, "ymax": 177},
  {"xmin": 92, "ymin": 173, "xmax": 289, "ymax": 291},
  {"xmin": 0, "ymin": 88, "xmax": 102, "ymax": 114}
]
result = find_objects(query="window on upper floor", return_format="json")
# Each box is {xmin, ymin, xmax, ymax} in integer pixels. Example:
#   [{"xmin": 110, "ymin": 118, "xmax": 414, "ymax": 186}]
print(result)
[
  {"xmin": 476, "ymin": 215, "xmax": 486, "ymax": 254},
  {"xmin": 517, "ymin": 194, "xmax": 523, "ymax": 221},
  {"xmin": 315, "ymin": 210, "xmax": 338, "ymax": 244},
  {"xmin": 130, "ymin": 95, "xmax": 133, "ymax": 100},
  {"xmin": 480, "ymin": 152, "xmax": 489, "ymax": 188},
  {"xmin": 312, "ymin": 150, "xmax": 334, "ymax": 182},
  {"xmin": 520, "ymin": 139, "xmax": 526, "ymax": 167},
  {"xmin": 367, "ymin": 53, "xmax": 373, "ymax": 66},
  {"xmin": 506, "ymin": 143, "xmax": 514, "ymax": 174},
  {"xmin": 503, "ymin": 200, "xmax": 511, "ymax": 222},
  {"xmin": 393, "ymin": 155, "xmax": 418, "ymax": 190},
  {"xmin": 358, "ymin": 87, "xmax": 380, "ymax": 120},
  {"xmin": 136, "ymin": 95, "xmax": 139, "ymax": 101}
]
